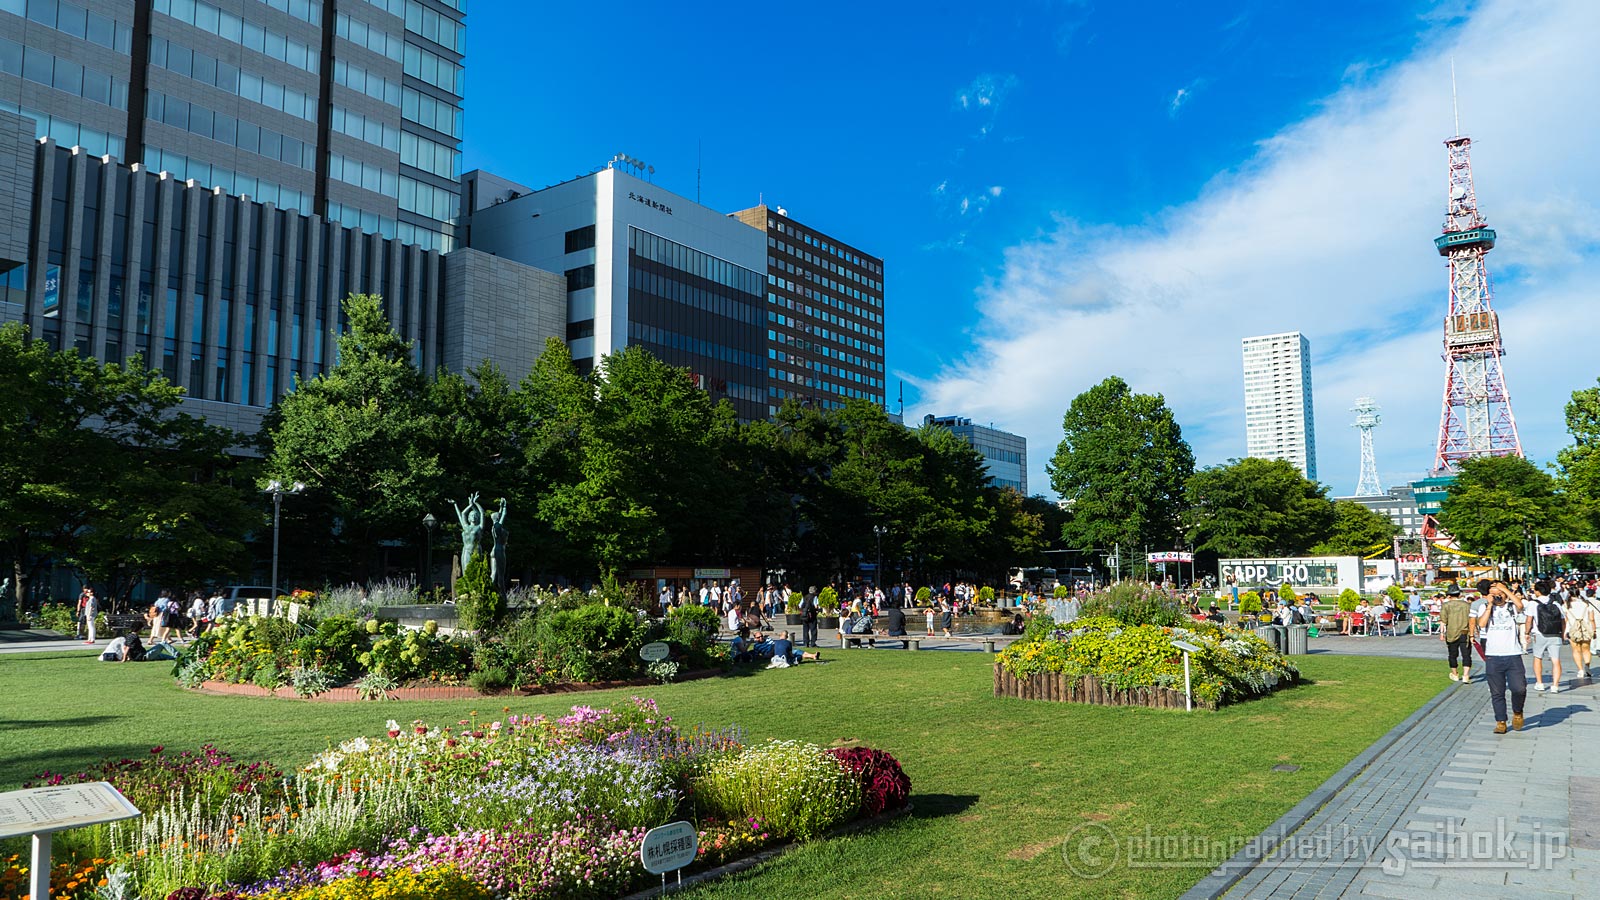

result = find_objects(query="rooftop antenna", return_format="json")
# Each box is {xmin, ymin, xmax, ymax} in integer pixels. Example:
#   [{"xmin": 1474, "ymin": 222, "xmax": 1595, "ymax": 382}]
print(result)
[
  {"xmin": 1451, "ymin": 58, "xmax": 1460, "ymax": 136},
  {"xmin": 696, "ymin": 139, "xmax": 702, "ymax": 203}
]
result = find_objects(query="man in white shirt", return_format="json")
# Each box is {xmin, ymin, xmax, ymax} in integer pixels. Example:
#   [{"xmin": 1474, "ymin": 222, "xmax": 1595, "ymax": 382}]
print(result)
[{"xmin": 1475, "ymin": 579, "xmax": 1527, "ymax": 734}]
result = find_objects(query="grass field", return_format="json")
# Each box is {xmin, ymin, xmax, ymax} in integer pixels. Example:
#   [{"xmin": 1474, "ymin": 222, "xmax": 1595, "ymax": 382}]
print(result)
[{"xmin": 0, "ymin": 648, "xmax": 1441, "ymax": 899}]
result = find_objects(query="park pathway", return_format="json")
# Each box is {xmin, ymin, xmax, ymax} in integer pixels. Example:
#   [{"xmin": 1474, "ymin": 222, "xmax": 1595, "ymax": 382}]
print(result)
[{"xmin": 1197, "ymin": 644, "xmax": 1600, "ymax": 899}]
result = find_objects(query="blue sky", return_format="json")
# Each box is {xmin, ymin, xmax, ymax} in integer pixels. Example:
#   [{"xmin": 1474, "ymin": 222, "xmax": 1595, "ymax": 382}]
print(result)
[{"xmin": 462, "ymin": 0, "xmax": 1600, "ymax": 499}]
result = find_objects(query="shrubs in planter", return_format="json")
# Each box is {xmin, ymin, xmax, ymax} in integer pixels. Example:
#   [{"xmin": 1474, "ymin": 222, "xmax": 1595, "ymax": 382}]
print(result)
[
  {"xmin": 535, "ymin": 603, "xmax": 648, "ymax": 683},
  {"xmin": 784, "ymin": 592, "xmax": 802, "ymax": 625},
  {"xmin": 1081, "ymin": 581, "xmax": 1183, "ymax": 627},
  {"xmin": 1338, "ymin": 589, "xmax": 1361, "ymax": 612},
  {"xmin": 1239, "ymin": 591, "xmax": 1263, "ymax": 616}
]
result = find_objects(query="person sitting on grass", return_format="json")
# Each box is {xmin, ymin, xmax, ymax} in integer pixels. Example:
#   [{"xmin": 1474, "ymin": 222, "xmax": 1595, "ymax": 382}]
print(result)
[
  {"xmin": 100, "ymin": 632, "xmax": 146, "ymax": 662},
  {"xmin": 767, "ymin": 634, "xmax": 820, "ymax": 668}
]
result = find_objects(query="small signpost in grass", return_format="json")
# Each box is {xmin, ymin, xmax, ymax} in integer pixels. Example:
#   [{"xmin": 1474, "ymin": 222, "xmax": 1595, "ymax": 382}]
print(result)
[
  {"xmin": 0, "ymin": 782, "xmax": 140, "ymax": 898},
  {"xmin": 640, "ymin": 641, "xmax": 671, "ymax": 662},
  {"xmin": 1171, "ymin": 640, "xmax": 1201, "ymax": 712},
  {"xmin": 640, "ymin": 819, "xmax": 697, "ymax": 894}
]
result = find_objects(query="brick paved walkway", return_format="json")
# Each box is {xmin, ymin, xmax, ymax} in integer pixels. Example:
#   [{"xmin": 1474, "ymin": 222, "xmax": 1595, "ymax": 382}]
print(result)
[{"xmin": 1213, "ymin": 648, "xmax": 1600, "ymax": 899}]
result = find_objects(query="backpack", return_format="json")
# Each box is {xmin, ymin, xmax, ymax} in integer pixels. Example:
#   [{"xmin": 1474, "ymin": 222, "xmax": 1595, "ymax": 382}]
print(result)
[{"xmin": 1535, "ymin": 599, "xmax": 1564, "ymax": 637}]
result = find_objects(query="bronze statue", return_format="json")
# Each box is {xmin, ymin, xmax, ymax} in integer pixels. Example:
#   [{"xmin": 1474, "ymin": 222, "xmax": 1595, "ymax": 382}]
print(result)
[
  {"xmin": 452, "ymin": 492, "xmax": 485, "ymax": 567},
  {"xmin": 489, "ymin": 497, "xmax": 509, "ymax": 590}
]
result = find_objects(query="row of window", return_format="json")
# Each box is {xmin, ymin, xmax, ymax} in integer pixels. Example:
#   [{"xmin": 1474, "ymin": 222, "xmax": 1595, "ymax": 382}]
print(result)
[
  {"xmin": 395, "ymin": 219, "xmax": 452, "ymax": 252},
  {"xmin": 628, "ymin": 266, "xmax": 763, "ymax": 327},
  {"xmin": 0, "ymin": 37, "xmax": 129, "ymax": 110},
  {"xmin": 768, "ymin": 382, "xmax": 882, "ymax": 404},
  {"xmin": 772, "ymin": 252, "xmax": 882, "ymax": 311},
  {"xmin": 328, "ymin": 152, "xmax": 399, "ymax": 198},
  {"xmin": 257, "ymin": 0, "xmax": 320, "ymax": 26},
  {"xmin": 400, "ymin": 131, "xmax": 459, "ymax": 180},
  {"xmin": 629, "ymin": 228, "xmax": 764, "ymax": 297},
  {"xmin": 770, "ymin": 217, "xmax": 881, "ymax": 274},
  {"xmin": 143, "ymin": 146, "xmax": 311, "ymax": 213},
  {"xmin": 332, "ymin": 105, "xmax": 400, "ymax": 152},
  {"xmin": 770, "ymin": 356, "xmax": 883, "ymax": 389},
  {"xmin": 0, "ymin": 0, "xmax": 133, "ymax": 54},
  {"xmin": 334, "ymin": 58, "xmax": 402, "ymax": 108},
  {"xmin": 768, "ymin": 292, "xmax": 882, "ymax": 348},
  {"xmin": 778, "ymin": 282, "xmax": 883, "ymax": 335},
  {"xmin": 147, "ymin": 90, "xmax": 315, "ymax": 169},
  {"xmin": 402, "ymin": 86, "xmax": 462, "ymax": 138},
  {"xmin": 767, "ymin": 321, "xmax": 879, "ymax": 371},
  {"xmin": 768, "ymin": 279, "xmax": 882, "ymax": 332},
  {"xmin": 399, "ymin": 175, "xmax": 458, "ymax": 222},
  {"xmin": 149, "ymin": 36, "xmax": 315, "ymax": 123},
  {"xmin": 337, "ymin": 12, "xmax": 403, "ymax": 62},
  {"xmin": 359, "ymin": 0, "xmax": 405, "ymax": 17},
  {"xmin": 403, "ymin": 41, "xmax": 463, "ymax": 96},
  {"xmin": 326, "ymin": 200, "xmax": 395, "ymax": 237},
  {"xmin": 154, "ymin": 0, "xmax": 320, "ymax": 73},
  {"xmin": 0, "ymin": 98, "xmax": 124, "ymax": 159},
  {"xmin": 628, "ymin": 322, "xmax": 762, "ymax": 380},
  {"xmin": 767, "ymin": 329, "xmax": 883, "ymax": 372},
  {"xmin": 405, "ymin": 0, "xmax": 464, "ymax": 52},
  {"xmin": 771, "ymin": 237, "xmax": 882, "ymax": 294}
]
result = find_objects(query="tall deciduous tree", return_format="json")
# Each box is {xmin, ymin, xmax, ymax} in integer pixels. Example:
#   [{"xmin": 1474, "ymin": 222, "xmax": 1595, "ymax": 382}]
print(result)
[
  {"xmin": 1438, "ymin": 455, "xmax": 1568, "ymax": 560},
  {"xmin": 260, "ymin": 294, "xmax": 442, "ymax": 580},
  {"xmin": 1557, "ymin": 378, "xmax": 1600, "ymax": 538},
  {"xmin": 1183, "ymin": 457, "xmax": 1336, "ymax": 557},
  {"xmin": 1311, "ymin": 500, "xmax": 1400, "ymax": 557},
  {"xmin": 1049, "ymin": 377, "xmax": 1194, "ymax": 557}
]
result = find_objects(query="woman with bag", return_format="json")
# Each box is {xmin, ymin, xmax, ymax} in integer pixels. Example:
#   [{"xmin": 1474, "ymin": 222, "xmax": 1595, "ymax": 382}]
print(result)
[{"xmin": 1565, "ymin": 591, "xmax": 1597, "ymax": 678}]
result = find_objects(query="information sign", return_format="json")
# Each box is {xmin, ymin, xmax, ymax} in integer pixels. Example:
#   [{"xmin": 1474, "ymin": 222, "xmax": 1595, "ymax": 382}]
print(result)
[
  {"xmin": 640, "ymin": 641, "xmax": 671, "ymax": 662},
  {"xmin": 0, "ymin": 783, "xmax": 140, "ymax": 840},
  {"xmin": 640, "ymin": 820, "xmax": 698, "ymax": 874}
]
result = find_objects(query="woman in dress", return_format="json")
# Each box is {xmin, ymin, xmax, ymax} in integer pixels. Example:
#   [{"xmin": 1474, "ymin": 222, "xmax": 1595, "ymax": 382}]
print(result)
[{"xmin": 1565, "ymin": 591, "xmax": 1597, "ymax": 678}]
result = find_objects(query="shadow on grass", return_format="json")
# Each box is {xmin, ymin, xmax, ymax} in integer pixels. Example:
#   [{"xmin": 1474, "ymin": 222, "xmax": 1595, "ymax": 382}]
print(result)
[
  {"xmin": 3, "ymin": 744, "xmax": 161, "ymax": 782},
  {"xmin": 1, "ymin": 715, "xmax": 122, "ymax": 729},
  {"xmin": 906, "ymin": 793, "xmax": 979, "ymax": 819}
]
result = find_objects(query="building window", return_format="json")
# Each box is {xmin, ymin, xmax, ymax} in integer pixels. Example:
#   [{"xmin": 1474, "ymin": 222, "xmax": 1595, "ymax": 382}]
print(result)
[
  {"xmin": 565, "ymin": 264, "xmax": 594, "ymax": 293},
  {"xmin": 564, "ymin": 224, "xmax": 595, "ymax": 253}
]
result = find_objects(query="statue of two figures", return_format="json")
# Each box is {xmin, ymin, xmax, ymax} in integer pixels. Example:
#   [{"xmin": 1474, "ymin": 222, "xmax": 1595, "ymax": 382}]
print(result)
[{"xmin": 452, "ymin": 493, "xmax": 509, "ymax": 593}]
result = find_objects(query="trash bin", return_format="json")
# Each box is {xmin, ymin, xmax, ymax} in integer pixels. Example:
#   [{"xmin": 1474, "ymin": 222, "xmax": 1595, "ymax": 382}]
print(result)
[
  {"xmin": 1255, "ymin": 626, "xmax": 1282, "ymax": 654},
  {"xmin": 1287, "ymin": 624, "xmax": 1309, "ymax": 655}
]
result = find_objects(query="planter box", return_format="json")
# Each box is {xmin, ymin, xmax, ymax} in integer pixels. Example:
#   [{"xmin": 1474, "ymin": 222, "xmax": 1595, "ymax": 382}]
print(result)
[
  {"xmin": 992, "ymin": 664, "xmax": 1216, "ymax": 710},
  {"xmin": 819, "ymin": 615, "xmax": 839, "ymax": 630},
  {"xmin": 785, "ymin": 613, "xmax": 802, "ymax": 625}
]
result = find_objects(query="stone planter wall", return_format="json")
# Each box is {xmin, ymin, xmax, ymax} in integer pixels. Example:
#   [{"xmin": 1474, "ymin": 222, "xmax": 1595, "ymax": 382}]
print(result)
[{"xmin": 992, "ymin": 664, "xmax": 1216, "ymax": 710}]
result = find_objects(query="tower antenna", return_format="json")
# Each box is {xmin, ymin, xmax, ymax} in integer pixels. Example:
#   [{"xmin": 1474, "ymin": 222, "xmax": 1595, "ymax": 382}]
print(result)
[
  {"xmin": 1351, "ymin": 398, "xmax": 1383, "ymax": 496},
  {"xmin": 1450, "ymin": 58, "xmax": 1460, "ymax": 136},
  {"xmin": 1431, "ymin": 121, "xmax": 1522, "ymax": 473}
]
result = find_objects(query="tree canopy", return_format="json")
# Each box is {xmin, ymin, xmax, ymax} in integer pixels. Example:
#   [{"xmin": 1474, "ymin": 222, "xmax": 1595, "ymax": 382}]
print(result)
[
  {"xmin": 1438, "ymin": 455, "xmax": 1569, "ymax": 560},
  {"xmin": 1183, "ymin": 457, "xmax": 1335, "ymax": 558},
  {"xmin": 1311, "ymin": 500, "xmax": 1400, "ymax": 557}
]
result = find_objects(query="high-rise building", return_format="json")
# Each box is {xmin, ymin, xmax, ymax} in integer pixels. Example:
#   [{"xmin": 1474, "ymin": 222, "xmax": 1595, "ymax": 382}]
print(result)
[
  {"xmin": 1242, "ymin": 331, "xmax": 1318, "ymax": 482},
  {"xmin": 1339, "ymin": 485, "xmax": 1423, "ymax": 536},
  {"xmin": 923, "ymin": 415, "xmax": 1027, "ymax": 494},
  {"xmin": 730, "ymin": 204, "xmax": 885, "ymax": 415},
  {"xmin": 463, "ymin": 165, "xmax": 770, "ymax": 421},
  {"xmin": 1, "ymin": 0, "xmax": 465, "ymax": 251}
]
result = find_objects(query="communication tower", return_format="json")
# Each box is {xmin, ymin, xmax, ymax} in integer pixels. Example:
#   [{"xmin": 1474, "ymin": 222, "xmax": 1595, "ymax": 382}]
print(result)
[
  {"xmin": 1352, "ymin": 398, "xmax": 1383, "ymax": 496},
  {"xmin": 1431, "ymin": 119, "xmax": 1522, "ymax": 472}
]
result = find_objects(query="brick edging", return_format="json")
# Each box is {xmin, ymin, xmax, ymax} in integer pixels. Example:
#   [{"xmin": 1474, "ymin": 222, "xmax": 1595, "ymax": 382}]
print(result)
[{"xmin": 1175, "ymin": 683, "xmax": 1457, "ymax": 900}]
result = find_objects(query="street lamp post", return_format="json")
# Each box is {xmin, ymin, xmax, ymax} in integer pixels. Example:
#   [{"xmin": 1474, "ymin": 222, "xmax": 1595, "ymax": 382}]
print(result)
[
  {"xmin": 422, "ymin": 513, "xmax": 437, "ymax": 597},
  {"xmin": 872, "ymin": 525, "xmax": 887, "ymax": 587},
  {"xmin": 264, "ymin": 480, "xmax": 305, "ymax": 600}
]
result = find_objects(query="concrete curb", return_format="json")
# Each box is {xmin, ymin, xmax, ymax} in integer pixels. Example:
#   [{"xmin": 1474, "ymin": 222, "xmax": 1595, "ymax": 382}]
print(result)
[{"xmin": 1176, "ymin": 683, "xmax": 1457, "ymax": 900}]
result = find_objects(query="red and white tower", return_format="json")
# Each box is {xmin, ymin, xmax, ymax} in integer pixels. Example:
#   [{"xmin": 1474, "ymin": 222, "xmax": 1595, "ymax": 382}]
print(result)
[{"xmin": 1431, "ymin": 129, "xmax": 1522, "ymax": 472}]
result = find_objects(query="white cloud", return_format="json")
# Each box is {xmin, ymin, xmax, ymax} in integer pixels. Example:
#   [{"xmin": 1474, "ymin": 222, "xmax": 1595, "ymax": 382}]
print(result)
[{"xmin": 911, "ymin": 0, "xmax": 1600, "ymax": 499}]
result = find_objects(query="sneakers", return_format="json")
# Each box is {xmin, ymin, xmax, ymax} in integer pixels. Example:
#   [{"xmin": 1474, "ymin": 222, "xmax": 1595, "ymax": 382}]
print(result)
[
  {"xmin": 1494, "ymin": 721, "xmax": 1508, "ymax": 734},
  {"xmin": 1513, "ymin": 712, "xmax": 1525, "ymax": 731},
  {"xmin": 1531, "ymin": 683, "xmax": 1547, "ymax": 692},
  {"xmin": 1551, "ymin": 684, "xmax": 1562, "ymax": 694},
  {"xmin": 1448, "ymin": 672, "xmax": 1459, "ymax": 682}
]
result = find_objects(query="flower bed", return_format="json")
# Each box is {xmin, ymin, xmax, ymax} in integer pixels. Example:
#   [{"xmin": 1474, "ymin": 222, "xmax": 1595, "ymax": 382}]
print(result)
[
  {"xmin": 995, "ymin": 615, "xmax": 1298, "ymax": 708},
  {"xmin": 5, "ymin": 699, "xmax": 910, "ymax": 900},
  {"xmin": 191, "ymin": 668, "xmax": 724, "ymax": 702}
]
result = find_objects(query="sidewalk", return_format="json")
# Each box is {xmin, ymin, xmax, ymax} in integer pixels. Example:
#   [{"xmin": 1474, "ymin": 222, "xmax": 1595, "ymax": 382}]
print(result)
[{"xmin": 1197, "ymin": 643, "xmax": 1599, "ymax": 899}]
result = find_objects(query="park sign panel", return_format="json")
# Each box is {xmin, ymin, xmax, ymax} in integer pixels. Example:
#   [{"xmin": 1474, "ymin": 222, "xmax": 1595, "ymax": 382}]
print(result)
[
  {"xmin": 0, "ymin": 782, "xmax": 140, "ymax": 839},
  {"xmin": 1147, "ymin": 552, "xmax": 1193, "ymax": 564},
  {"xmin": 1540, "ymin": 542, "xmax": 1600, "ymax": 556},
  {"xmin": 640, "ymin": 819, "xmax": 698, "ymax": 874},
  {"xmin": 640, "ymin": 641, "xmax": 671, "ymax": 662},
  {"xmin": 1218, "ymin": 557, "xmax": 1364, "ymax": 595}
]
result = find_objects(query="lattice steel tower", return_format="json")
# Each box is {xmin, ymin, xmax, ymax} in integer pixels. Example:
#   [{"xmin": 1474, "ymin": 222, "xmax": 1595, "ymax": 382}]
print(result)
[
  {"xmin": 1431, "ymin": 125, "xmax": 1522, "ymax": 472},
  {"xmin": 1352, "ymin": 398, "xmax": 1383, "ymax": 496}
]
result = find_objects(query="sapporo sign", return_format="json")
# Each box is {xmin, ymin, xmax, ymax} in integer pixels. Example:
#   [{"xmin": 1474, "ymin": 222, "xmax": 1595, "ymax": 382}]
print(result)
[{"xmin": 1219, "ymin": 558, "xmax": 1345, "ymax": 590}]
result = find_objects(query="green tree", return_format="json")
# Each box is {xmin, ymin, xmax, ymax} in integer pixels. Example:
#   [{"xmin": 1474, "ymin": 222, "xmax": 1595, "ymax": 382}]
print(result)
[
  {"xmin": 1556, "ymin": 378, "xmax": 1600, "ymax": 539},
  {"xmin": 1183, "ymin": 457, "xmax": 1336, "ymax": 557},
  {"xmin": 1311, "ymin": 500, "xmax": 1400, "ymax": 557},
  {"xmin": 260, "ymin": 294, "xmax": 443, "ymax": 580},
  {"xmin": 1049, "ymin": 377, "xmax": 1194, "ymax": 561},
  {"xmin": 1438, "ymin": 455, "xmax": 1567, "ymax": 560},
  {"xmin": 0, "ymin": 323, "xmax": 253, "ymax": 608}
]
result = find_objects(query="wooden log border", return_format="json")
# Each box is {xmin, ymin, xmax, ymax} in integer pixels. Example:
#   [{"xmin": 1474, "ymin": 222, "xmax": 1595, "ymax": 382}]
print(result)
[{"xmin": 992, "ymin": 664, "xmax": 1233, "ymax": 710}]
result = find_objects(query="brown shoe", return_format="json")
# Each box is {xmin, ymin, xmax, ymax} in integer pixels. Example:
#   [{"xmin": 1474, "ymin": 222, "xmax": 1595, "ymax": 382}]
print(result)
[
  {"xmin": 1512, "ymin": 713, "xmax": 1524, "ymax": 731},
  {"xmin": 1494, "ymin": 721, "xmax": 1508, "ymax": 734}
]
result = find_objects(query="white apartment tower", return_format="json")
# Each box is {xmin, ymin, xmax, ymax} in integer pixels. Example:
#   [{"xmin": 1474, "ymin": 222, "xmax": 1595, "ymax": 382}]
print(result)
[{"xmin": 1242, "ymin": 332, "xmax": 1318, "ymax": 482}]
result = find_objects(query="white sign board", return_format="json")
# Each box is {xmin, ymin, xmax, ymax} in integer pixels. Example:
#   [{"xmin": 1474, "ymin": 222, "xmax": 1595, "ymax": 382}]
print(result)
[
  {"xmin": 0, "ymin": 783, "xmax": 141, "ymax": 839},
  {"xmin": 1148, "ymin": 552, "xmax": 1193, "ymax": 564},
  {"xmin": 1541, "ymin": 542, "xmax": 1600, "ymax": 556},
  {"xmin": 1219, "ymin": 557, "xmax": 1364, "ymax": 595},
  {"xmin": 640, "ymin": 641, "xmax": 671, "ymax": 662},
  {"xmin": 287, "ymin": 602, "xmax": 302, "ymax": 624},
  {"xmin": 640, "ymin": 820, "xmax": 698, "ymax": 874}
]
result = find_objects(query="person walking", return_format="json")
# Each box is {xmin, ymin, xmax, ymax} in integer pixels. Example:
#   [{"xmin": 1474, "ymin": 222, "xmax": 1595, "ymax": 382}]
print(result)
[
  {"xmin": 1476, "ymin": 579, "xmax": 1527, "ymax": 734},
  {"xmin": 1564, "ymin": 589, "xmax": 1596, "ymax": 678},
  {"xmin": 800, "ymin": 587, "xmax": 819, "ymax": 649},
  {"xmin": 1439, "ymin": 582, "xmax": 1473, "ymax": 683},
  {"xmin": 75, "ymin": 586, "xmax": 94, "ymax": 639},
  {"xmin": 940, "ymin": 598, "xmax": 954, "ymax": 638},
  {"xmin": 1527, "ymin": 580, "xmax": 1565, "ymax": 693},
  {"xmin": 80, "ymin": 587, "xmax": 98, "ymax": 644}
]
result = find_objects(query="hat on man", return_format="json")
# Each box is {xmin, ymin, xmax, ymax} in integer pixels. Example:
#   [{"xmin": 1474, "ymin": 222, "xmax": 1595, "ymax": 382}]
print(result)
[{"xmin": 1446, "ymin": 583, "xmax": 1462, "ymax": 596}]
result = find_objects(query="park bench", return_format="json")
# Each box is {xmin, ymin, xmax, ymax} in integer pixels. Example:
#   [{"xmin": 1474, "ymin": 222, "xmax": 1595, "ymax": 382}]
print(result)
[
  {"xmin": 837, "ymin": 630, "xmax": 921, "ymax": 650},
  {"xmin": 934, "ymin": 635, "xmax": 1003, "ymax": 653}
]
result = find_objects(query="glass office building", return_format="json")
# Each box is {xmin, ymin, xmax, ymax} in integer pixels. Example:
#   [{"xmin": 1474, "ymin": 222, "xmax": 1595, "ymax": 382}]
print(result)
[{"xmin": 924, "ymin": 414, "xmax": 1028, "ymax": 495}]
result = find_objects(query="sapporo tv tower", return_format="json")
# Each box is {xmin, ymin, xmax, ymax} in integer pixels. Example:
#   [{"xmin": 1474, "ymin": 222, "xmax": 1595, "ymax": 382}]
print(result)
[{"xmin": 1431, "ymin": 91, "xmax": 1522, "ymax": 473}]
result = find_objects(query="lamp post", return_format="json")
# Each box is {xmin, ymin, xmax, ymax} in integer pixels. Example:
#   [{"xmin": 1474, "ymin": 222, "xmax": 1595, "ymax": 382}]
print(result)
[
  {"xmin": 422, "ymin": 512, "xmax": 437, "ymax": 597},
  {"xmin": 264, "ymin": 480, "xmax": 305, "ymax": 600},
  {"xmin": 872, "ymin": 525, "xmax": 887, "ymax": 587}
]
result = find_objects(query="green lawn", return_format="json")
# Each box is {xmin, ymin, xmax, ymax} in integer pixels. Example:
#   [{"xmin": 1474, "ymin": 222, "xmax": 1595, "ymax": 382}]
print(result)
[{"xmin": 0, "ymin": 649, "xmax": 1440, "ymax": 899}]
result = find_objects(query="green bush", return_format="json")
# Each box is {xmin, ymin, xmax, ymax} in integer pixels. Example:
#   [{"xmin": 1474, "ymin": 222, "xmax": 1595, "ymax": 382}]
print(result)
[
  {"xmin": 536, "ymin": 602, "xmax": 648, "ymax": 682},
  {"xmin": 785, "ymin": 592, "xmax": 802, "ymax": 613},
  {"xmin": 1278, "ymin": 584, "xmax": 1297, "ymax": 603},
  {"xmin": 1337, "ymin": 589, "xmax": 1361, "ymax": 612},
  {"xmin": 1385, "ymin": 584, "xmax": 1406, "ymax": 606},
  {"xmin": 1239, "ymin": 591, "xmax": 1263, "ymax": 615},
  {"xmin": 292, "ymin": 615, "xmax": 369, "ymax": 679},
  {"xmin": 467, "ymin": 665, "xmax": 510, "ymax": 693},
  {"xmin": 1052, "ymin": 584, "xmax": 1071, "ymax": 599},
  {"xmin": 915, "ymin": 586, "xmax": 932, "ymax": 604},
  {"xmin": 454, "ymin": 551, "xmax": 504, "ymax": 632},
  {"xmin": 978, "ymin": 586, "xmax": 996, "ymax": 604},
  {"xmin": 1081, "ymin": 581, "xmax": 1183, "ymax": 627},
  {"xmin": 693, "ymin": 739, "xmax": 860, "ymax": 839},
  {"xmin": 357, "ymin": 619, "xmax": 469, "ymax": 684},
  {"xmin": 666, "ymin": 604, "xmax": 720, "ymax": 655},
  {"xmin": 818, "ymin": 586, "xmax": 840, "ymax": 612}
]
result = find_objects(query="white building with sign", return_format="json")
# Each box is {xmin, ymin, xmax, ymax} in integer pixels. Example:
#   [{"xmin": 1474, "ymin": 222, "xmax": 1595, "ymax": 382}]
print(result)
[{"xmin": 1219, "ymin": 556, "xmax": 1364, "ymax": 596}]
